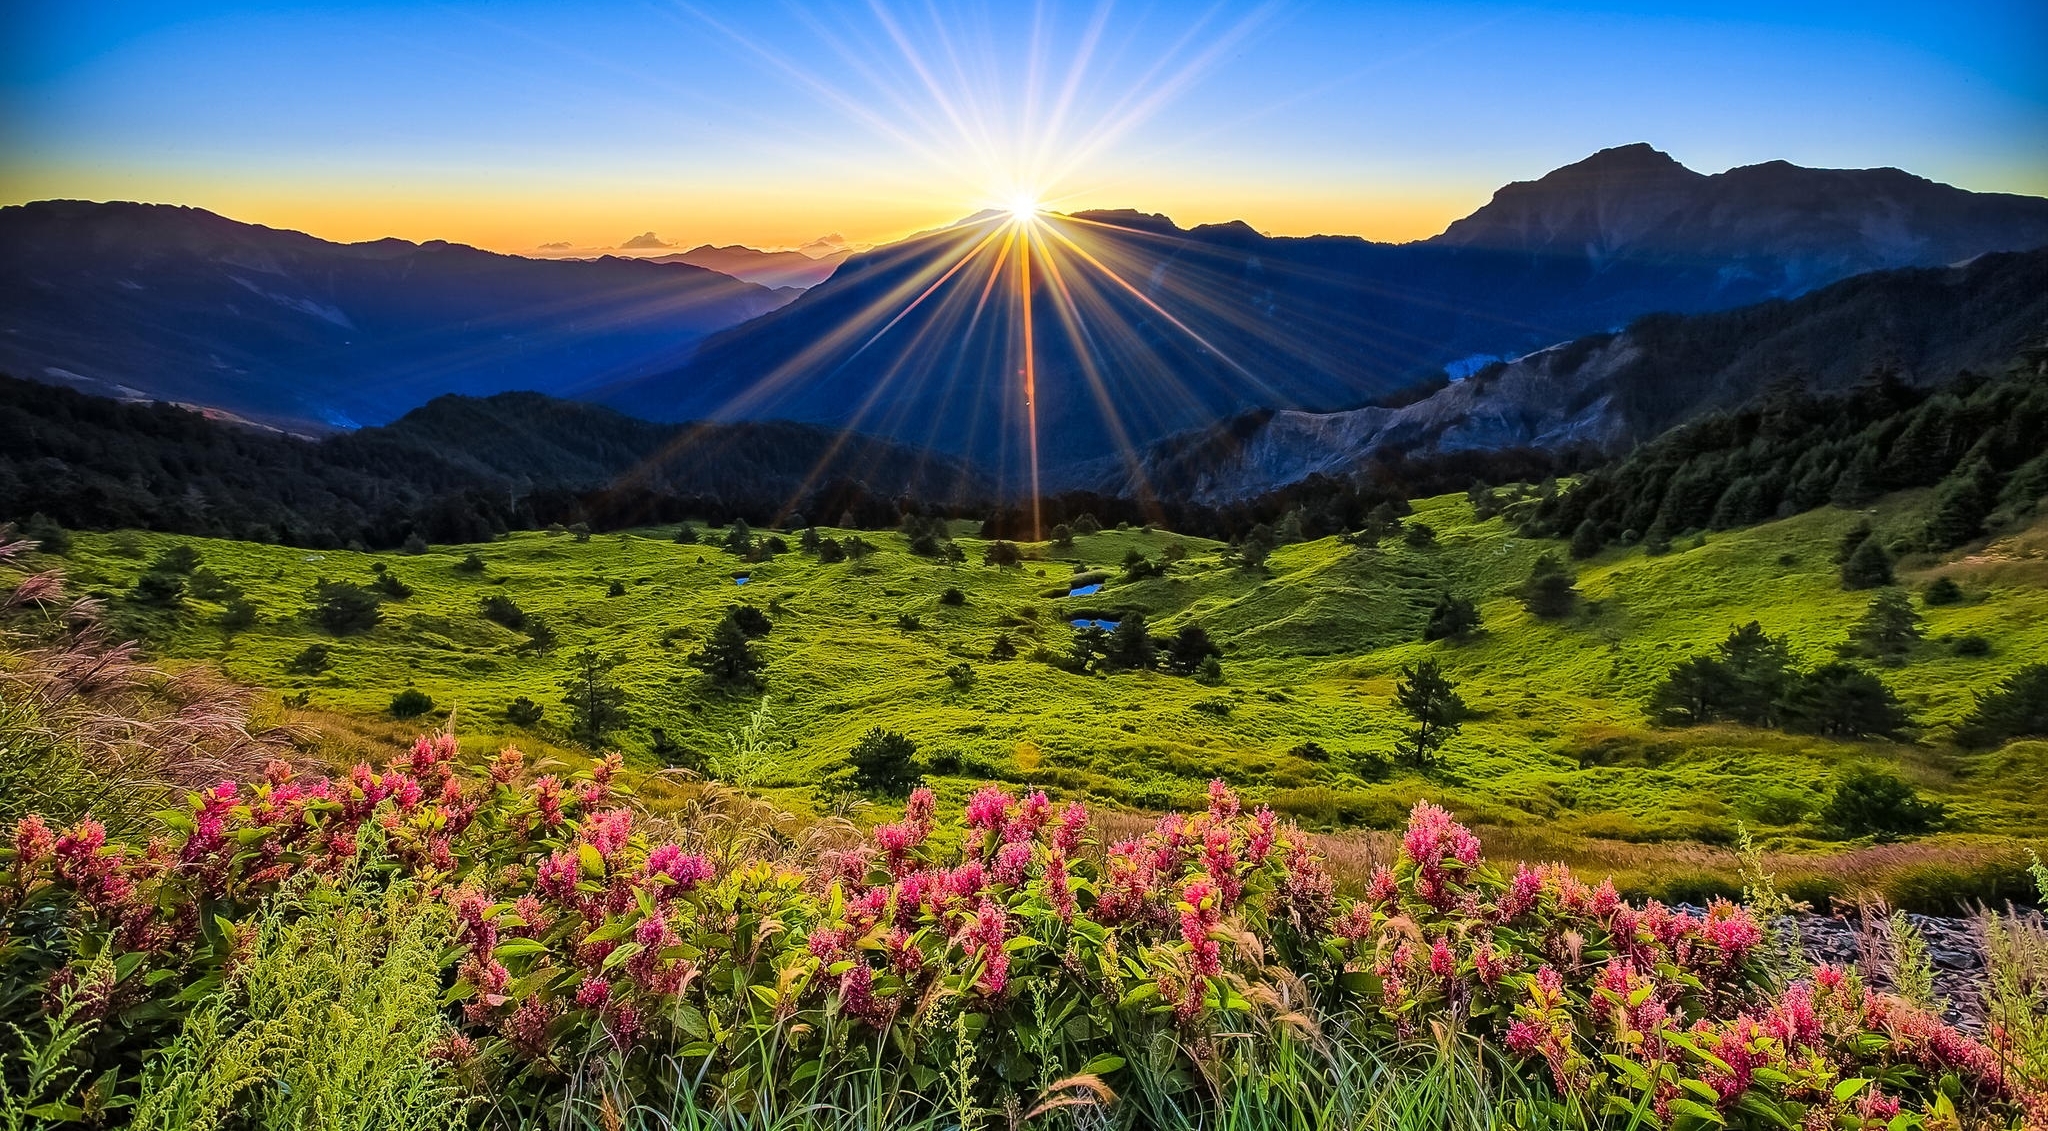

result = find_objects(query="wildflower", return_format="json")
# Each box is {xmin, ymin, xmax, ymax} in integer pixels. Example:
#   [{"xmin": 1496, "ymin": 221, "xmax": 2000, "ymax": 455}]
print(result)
[
  {"xmin": 837, "ymin": 963, "xmax": 889, "ymax": 1026},
  {"xmin": 535, "ymin": 848, "xmax": 580, "ymax": 903},
  {"xmin": 1051, "ymin": 801, "xmax": 1088, "ymax": 856},
  {"xmin": 959, "ymin": 898, "xmax": 1010, "ymax": 994},
  {"xmin": 531, "ymin": 775, "xmax": 565, "ymax": 827},
  {"xmin": 12, "ymin": 814, "xmax": 55, "ymax": 872},
  {"xmin": 1366, "ymin": 864, "xmax": 1399, "ymax": 908},
  {"xmin": 503, "ymin": 994, "xmax": 561, "ymax": 1060},
  {"xmin": 1043, "ymin": 851, "xmax": 1077, "ymax": 923},
  {"xmin": 490, "ymin": 745, "xmax": 524, "ymax": 784},
  {"xmin": 1005, "ymin": 790, "xmax": 1052, "ymax": 842},
  {"xmin": 1179, "ymin": 877, "xmax": 1223, "ymax": 978},
  {"xmin": 1429, "ymin": 936, "xmax": 1456, "ymax": 980},
  {"xmin": 904, "ymin": 787, "xmax": 937, "ymax": 836},
  {"xmin": 963, "ymin": 786, "xmax": 1013, "ymax": 833},
  {"xmin": 1207, "ymin": 779, "xmax": 1241, "ymax": 821},
  {"xmin": 993, "ymin": 840, "xmax": 1033, "ymax": 887},
  {"xmin": 582, "ymin": 808, "xmax": 633, "ymax": 862},
  {"xmin": 576, "ymin": 977, "xmax": 611, "ymax": 1009},
  {"xmin": 643, "ymin": 844, "xmax": 713, "ymax": 896}
]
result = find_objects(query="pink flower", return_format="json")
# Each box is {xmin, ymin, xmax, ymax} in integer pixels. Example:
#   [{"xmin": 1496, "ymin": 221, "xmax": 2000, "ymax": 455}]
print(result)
[
  {"xmin": 490, "ymin": 746, "xmax": 525, "ymax": 784},
  {"xmin": 581, "ymin": 808, "xmax": 633, "ymax": 862},
  {"xmin": 904, "ymin": 788, "xmax": 937, "ymax": 836},
  {"xmin": 643, "ymin": 844, "xmax": 713, "ymax": 895},
  {"xmin": 963, "ymin": 786, "xmax": 1013, "ymax": 832},
  {"xmin": 1206, "ymin": 779, "xmax": 1241, "ymax": 821},
  {"xmin": 992, "ymin": 841, "xmax": 1033, "ymax": 887},
  {"xmin": 535, "ymin": 848, "xmax": 580, "ymax": 903},
  {"xmin": 1429, "ymin": 936, "xmax": 1456, "ymax": 979},
  {"xmin": 1051, "ymin": 801, "xmax": 1088, "ymax": 856},
  {"xmin": 575, "ymin": 977, "xmax": 611, "ymax": 1008},
  {"xmin": 12, "ymin": 814, "xmax": 55, "ymax": 872},
  {"xmin": 531, "ymin": 775, "xmax": 565, "ymax": 827}
]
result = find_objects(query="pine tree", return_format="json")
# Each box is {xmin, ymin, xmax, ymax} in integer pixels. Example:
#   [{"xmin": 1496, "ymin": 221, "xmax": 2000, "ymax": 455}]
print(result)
[
  {"xmin": 1648, "ymin": 655, "xmax": 1737, "ymax": 726},
  {"xmin": 723, "ymin": 519, "xmax": 754, "ymax": 556},
  {"xmin": 1850, "ymin": 590, "xmax": 1922, "ymax": 660},
  {"xmin": 1394, "ymin": 659, "xmax": 1466, "ymax": 765},
  {"xmin": 1840, "ymin": 536, "xmax": 1894, "ymax": 590},
  {"xmin": 1782, "ymin": 663, "xmax": 1911, "ymax": 738},
  {"xmin": 559, "ymin": 648, "xmax": 630, "ymax": 746},
  {"xmin": 1923, "ymin": 460, "xmax": 1994, "ymax": 549},
  {"xmin": 1568, "ymin": 519, "xmax": 1603, "ymax": 560},
  {"xmin": 1103, "ymin": 612, "xmax": 1157, "ymax": 671},
  {"xmin": 1165, "ymin": 623, "xmax": 1219, "ymax": 675},
  {"xmin": 690, "ymin": 617, "xmax": 766, "ymax": 689},
  {"xmin": 1520, "ymin": 554, "xmax": 1579, "ymax": 619}
]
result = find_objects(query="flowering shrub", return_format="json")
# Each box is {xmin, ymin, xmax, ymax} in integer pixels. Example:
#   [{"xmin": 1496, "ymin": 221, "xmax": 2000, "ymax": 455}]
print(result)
[{"xmin": 1, "ymin": 740, "xmax": 2036, "ymax": 1129}]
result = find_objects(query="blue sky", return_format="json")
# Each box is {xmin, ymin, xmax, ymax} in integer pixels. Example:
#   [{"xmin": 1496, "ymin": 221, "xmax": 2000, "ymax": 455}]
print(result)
[{"xmin": 3, "ymin": 1, "xmax": 2042, "ymax": 250}]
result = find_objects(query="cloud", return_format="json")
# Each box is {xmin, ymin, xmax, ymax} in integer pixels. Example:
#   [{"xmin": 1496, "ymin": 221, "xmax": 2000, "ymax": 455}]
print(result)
[
  {"xmin": 620, "ymin": 231, "xmax": 675, "ymax": 249},
  {"xmin": 537, "ymin": 240, "xmax": 573, "ymax": 250}
]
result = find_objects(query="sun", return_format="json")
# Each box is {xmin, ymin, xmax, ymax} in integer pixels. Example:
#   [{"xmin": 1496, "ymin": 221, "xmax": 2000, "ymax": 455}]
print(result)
[{"xmin": 1003, "ymin": 192, "xmax": 1043, "ymax": 222}]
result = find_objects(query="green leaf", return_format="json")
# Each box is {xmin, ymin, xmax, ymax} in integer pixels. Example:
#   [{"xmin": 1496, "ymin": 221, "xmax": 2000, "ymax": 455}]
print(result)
[
  {"xmin": 1078, "ymin": 1054, "xmax": 1125, "ymax": 1076},
  {"xmin": 1832, "ymin": 1077, "xmax": 1871, "ymax": 1103}
]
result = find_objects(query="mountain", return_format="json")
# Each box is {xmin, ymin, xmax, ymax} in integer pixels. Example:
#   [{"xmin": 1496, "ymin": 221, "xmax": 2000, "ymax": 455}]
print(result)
[
  {"xmin": 604, "ymin": 147, "xmax": 2048, "ymax": 483},
  {"xmin": 0, "ymin": 376, "xmax": 985, "ymax": 546},
  {"xmin": 655, "ymin": 243, "xmax": 853, "ymax": 290},
  {"xmin": 0, "ymin": 201, "xmax": 791, "ymax": 432},
  {"xmin": 1116, "ymin": 247, "xmax": 2048, "ymax": 502},
  {"xmin": 1433, "ymin": 144, "xmax": 2048, "ymax": 292}
]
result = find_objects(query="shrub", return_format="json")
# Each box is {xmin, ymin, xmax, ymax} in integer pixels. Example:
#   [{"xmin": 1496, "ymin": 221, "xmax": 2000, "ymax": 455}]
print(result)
[
  {"xmin": 896, "ymin": 613, "xmax": 921, "ymax": 631},
  {"xmin": 1951, "ymin": 634, "xmax": 1992, "ymax": 657},
  {"xmin": 1847, "ymin": 589, "xmax": 1922, "ymax": 660},
  {"xmin": 186, "ymin": 567, "xmax": 237, "ymax": 601},
  {"xmin": 1841, "ymin": 536, "xmax": 1894, "ymax": 589},
  {"xmin": 371, "ymin": 571, "xmax": 413, "ymax": 599},
  {"xmin": 401, "ymin": 533, "xmax": 429, "ymax": 555},
  {"xmin": 479, "ymin": 594, "xmax": 526, "ymax": 631},
  {"xmin": 147, "ymin": 545, "xmax": 201, "ymax": 575},
  {"xmin": 1422, "ymin": 592, "xmax": 1480, "ymax": 641},
  {"xmin": 1921, "ymin": 576, "xmax": 1963, "ymax": 606},
  {"xmin": 1820, "ymin": 764, "xmax": 1943, "ymax": 839},
  {"xmin": 24, "ymin": 513, "xmax": 69, "ymax": 554},
  {"xmin": 130, "ymin": 569, "xmax": 186, "ymax": 607},
  {"xmin": 988, "ymin": 632, "xmax": 1018, "ymax": 660},
  {"xmin": 845, "ymin": 727, "xmax": 921, "ymax": 796},
  {"xmin": 285, "ymin": 643, "xmax": 332, "ymax": 674},
  {"xmin": 945, "ymin": 662, "xmax": 975, "ymax": 690},
  {"xmin": 218, "ymin": 597, "xmax": 258, "ymax": 632},
  {"xmin": 453, "ymin": 552, "xmax": 486, "ymax": 575},
  {"xmin": 606, "ymin": 580, "xmax": 627, "ymax": 597},
  {"xmin": 388, "ymin": 688, "xmax": 435, "ymax": 718},
  {"xmin": 1568, "ymin": 518, "xmax": 1602, "ymax": 559},
  {"xmin": 1955, "ymin": 663, "xmax": 2048, "ymax": 747},
  {"xmin": 690, "ymin": 616, "xmax": 765, "ymax": 689},
  {"xmin": 503, "ymin": 696, "xmax": 544, "ymax": 727},
  {"xmin": 672, "ymin": 522, "xmax": 700, "ymax": 545},
  {"xmin": 939, "ymin": 587, "xmax": 966, "ymax": 606},
  {"xmin": 982, "ymin": 540, "xmax": 1021, "ymax": 567},
  {"xmin": 310, "ymin": 580, "xmax": 381, "ymax": 635}
]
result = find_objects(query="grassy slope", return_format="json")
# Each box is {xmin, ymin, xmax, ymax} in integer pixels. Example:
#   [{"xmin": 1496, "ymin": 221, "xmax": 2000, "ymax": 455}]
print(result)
[{"xmin": 61, "ymin": 492, "xmax": 2048, "ymax": 860}]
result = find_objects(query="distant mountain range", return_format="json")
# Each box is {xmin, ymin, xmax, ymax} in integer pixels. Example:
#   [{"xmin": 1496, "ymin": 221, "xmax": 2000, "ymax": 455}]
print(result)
[
  {"xmin": 654, "ymin": 242, "xmax": 853, "ymax": 290},
  {"xmin": 603, "ymin": 145, "xmax": 2048, "ymax": 482},
  {"xmin": 5, "ymin": 145, "xmax": 2047, "ymax": 489},
  {"xmin": 0, "ymin": 201, "xmax": 791, "ymax": 431},
  {"xmin": 1119, "ymin": 247, "xmax": 2048, "ymax": 501}
]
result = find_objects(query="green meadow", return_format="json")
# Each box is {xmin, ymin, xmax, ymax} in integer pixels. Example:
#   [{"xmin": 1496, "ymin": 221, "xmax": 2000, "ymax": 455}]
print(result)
[{"xmin": 62, "ymin": 488, "xmax": 2048, "ymax": 901}]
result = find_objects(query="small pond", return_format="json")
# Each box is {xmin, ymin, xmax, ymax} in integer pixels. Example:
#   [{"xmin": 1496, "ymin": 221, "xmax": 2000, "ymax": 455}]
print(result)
[
  {"xmin": 1069, "ymin": 618, "xmax": 1120, "ymax": 631},
  {"xmin": 1067, "ymin": 582, "xmax": 1102, "ymax": 596},
  {"xmin": 733, "ymin": 575, "xmax": 750, "ymax": 586}
]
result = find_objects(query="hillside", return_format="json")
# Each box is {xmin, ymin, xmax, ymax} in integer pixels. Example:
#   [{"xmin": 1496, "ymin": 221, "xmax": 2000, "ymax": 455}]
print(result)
[
  {"xmin": 59, "ymin": 480, "xmax": 2048, "ymax": 900},
  {"xmin": 0, "ymin": 378, "xmax": 984, "ymax": 547},
  {"xmin": 0, "ymin": 201, "xmax": 789, "ymax": 432},
  {"xmin": 1123, "ymin": 249, "xmax": 2048, "ymax": 500}
]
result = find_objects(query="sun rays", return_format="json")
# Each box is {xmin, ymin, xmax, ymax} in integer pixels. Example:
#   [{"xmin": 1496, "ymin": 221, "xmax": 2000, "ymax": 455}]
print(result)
[{"xmin": 621, "ymin": 2, "xmax": 1298, "ymax": 531}]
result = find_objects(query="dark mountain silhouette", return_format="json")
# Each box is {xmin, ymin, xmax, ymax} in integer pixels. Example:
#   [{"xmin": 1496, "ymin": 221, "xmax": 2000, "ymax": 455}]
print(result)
[
  {"xmin": 0, "ymin": 201, "xmax": 791, "ymax": 432},
  {"xmin": 1115, "ymin": 247, "xmax": 2048, "ymax": 501},
  {"xmin": 657, "ymin": 243, "xmax": 853, "ymax": 289},
  {"xmin": 603, "ymin": 147, "xmax": 2048, "ymax": 483}
]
